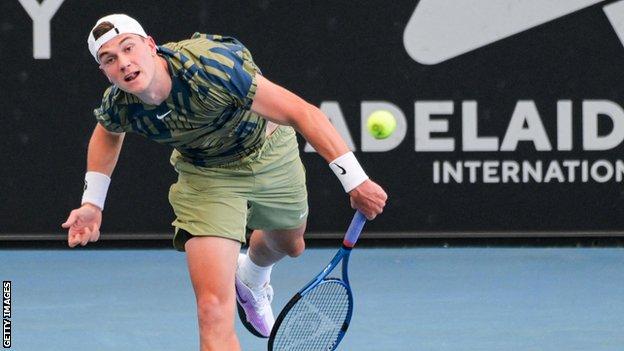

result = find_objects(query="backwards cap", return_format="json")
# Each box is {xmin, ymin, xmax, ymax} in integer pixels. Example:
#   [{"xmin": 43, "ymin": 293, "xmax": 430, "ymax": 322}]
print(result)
[{"xmin": 87, "ymin": 14, "xmax": 148, "ymax": 63}]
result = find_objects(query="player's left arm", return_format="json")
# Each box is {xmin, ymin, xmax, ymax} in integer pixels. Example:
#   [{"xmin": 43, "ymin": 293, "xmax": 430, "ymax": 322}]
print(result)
[{"xmin": 251, "ymin": 74, "xmax": 387, "ymax": 219}]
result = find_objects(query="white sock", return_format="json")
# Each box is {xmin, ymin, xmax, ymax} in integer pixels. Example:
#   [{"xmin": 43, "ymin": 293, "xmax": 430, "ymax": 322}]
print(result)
[{"xmin": 239, "ymin": 252, "xmax": 273, "ymax": 288}]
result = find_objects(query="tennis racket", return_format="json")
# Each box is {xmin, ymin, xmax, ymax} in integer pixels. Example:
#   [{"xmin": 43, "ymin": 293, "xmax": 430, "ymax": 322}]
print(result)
[{"xmin": 268, "ymin": 211, "xmax": 367, "ymax": 351}]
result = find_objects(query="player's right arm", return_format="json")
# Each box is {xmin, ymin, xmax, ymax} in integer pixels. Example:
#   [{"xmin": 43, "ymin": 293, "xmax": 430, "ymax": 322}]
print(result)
[{"xmin": 62, "ymin": 124, "xmax": 125, "ymax": 248}]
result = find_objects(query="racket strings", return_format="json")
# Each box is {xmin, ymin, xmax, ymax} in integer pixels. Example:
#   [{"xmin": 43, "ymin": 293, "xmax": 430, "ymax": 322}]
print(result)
[{"xmin": 272, "ymin": 280, "xmax": 351, "ymax": 351}]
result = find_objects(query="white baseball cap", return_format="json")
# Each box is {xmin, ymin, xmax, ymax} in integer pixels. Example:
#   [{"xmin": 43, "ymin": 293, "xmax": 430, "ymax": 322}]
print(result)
[{"xmin": 87, "ymin": 14, "xmax": 148, "ymax": 63}]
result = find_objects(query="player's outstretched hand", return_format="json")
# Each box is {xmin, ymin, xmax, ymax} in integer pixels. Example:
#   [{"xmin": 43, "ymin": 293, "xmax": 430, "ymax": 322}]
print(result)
[
  {"xmin": 348, "ymin": 180, "xmax": 387, "ymax": 220},
  {"xmin": 61, "ymin": 204, "xmax": 102, "ymax": 248}
]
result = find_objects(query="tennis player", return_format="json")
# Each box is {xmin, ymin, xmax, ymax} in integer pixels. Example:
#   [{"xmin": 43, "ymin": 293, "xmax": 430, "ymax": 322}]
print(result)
[{"xmin": 62, "ymin": 14, "xmax": 387, "ymax": 351}]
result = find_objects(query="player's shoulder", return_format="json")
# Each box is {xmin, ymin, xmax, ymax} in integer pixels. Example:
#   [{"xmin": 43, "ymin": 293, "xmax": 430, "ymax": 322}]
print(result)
[
  {"xmin": 159, "ymin": 33, "xmax": 260, "ymax": 107},
  {"xmin": 162, "ymin": 33, "xmax": 251, "ymax": 61},
  {"xmin": 169, "ymin": 32, "xmax": 246, "ymax": 48},
  {"xmin": 191, "ymin": 33, "xmax": 249, "ymax": 51}
]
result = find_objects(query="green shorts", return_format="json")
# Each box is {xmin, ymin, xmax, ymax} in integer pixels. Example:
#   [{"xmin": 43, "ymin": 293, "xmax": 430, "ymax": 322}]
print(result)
[{"xmin": 168, "ymin": 126, "xmax": 308, "ymax": 251}]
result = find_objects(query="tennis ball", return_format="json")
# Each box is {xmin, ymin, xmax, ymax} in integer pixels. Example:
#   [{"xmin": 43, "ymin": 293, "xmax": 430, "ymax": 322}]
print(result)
[{"xmin": 366, "ymin": 110, "xmax": 396, "ymax": 139}]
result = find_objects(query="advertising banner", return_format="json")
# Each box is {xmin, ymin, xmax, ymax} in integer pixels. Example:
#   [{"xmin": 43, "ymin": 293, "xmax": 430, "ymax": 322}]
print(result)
[{"xmin": 3, "ymin": 0, "xmax": 624, "ymax": 235}]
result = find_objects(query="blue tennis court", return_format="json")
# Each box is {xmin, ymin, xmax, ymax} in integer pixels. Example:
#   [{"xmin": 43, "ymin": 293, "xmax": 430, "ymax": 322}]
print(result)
[{"xmin": 1, "ymin": 247, "xmax": 623, "ymax": 350}]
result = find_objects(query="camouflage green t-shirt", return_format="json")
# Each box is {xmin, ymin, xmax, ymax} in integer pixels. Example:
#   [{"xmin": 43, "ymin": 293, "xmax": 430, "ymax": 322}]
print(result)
[{"xmin": 94, "ymin": 33, "xmax": 267, "ymax": 167}]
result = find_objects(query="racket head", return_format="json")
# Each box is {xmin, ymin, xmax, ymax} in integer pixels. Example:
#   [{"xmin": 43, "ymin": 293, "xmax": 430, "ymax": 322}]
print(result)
[{"xmin": 268, "ymin": 278, "xmax": 353, "ymax": 351}]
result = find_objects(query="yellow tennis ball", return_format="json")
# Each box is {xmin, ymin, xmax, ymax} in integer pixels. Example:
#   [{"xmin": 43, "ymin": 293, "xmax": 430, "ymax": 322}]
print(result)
[{"xmin": 366, "ymin": 110, "xmax": 396, "ymax": 139}]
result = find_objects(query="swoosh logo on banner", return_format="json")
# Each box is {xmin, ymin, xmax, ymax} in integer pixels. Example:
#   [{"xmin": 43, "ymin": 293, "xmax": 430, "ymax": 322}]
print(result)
[{"xmin": 403, "ymin": 0, "xmax": 608, "ymax": 65}]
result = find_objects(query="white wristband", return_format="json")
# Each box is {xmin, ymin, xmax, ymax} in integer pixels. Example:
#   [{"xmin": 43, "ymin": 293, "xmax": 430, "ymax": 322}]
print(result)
[
  {"xmin": 329, "ymin": 152, "xmax": 369, "ymax": 192},
  {"xmin": 81, "ymin": 171, "xmax": 111, "ymax": 210}
]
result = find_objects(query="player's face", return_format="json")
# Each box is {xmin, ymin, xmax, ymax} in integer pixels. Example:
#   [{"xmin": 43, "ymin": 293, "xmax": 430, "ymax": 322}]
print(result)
[{"xmin": 97, "ymin": 34, "xmax": 157, "ymax": 95}]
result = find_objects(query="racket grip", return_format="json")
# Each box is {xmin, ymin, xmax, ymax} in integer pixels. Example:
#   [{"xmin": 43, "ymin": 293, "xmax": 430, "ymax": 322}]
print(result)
[{"xmin": 343, "ymin": 211, "xmax": 367, "ymax": 248}]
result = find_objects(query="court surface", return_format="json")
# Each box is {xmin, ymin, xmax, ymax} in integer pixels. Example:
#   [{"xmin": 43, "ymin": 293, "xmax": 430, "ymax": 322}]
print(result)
[{"xmin": 1, "ymin": 247, "xmax": 623, "ymax": 350}]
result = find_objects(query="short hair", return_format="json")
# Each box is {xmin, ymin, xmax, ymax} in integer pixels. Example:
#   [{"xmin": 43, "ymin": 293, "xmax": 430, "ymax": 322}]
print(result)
[{"xmin": 91, "ymin": 21, "xmax": 115, "ymax": 41}]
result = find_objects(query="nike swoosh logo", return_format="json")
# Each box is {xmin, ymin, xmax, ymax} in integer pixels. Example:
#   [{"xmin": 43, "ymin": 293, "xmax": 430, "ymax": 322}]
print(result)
[
  {"xmin": 404, "ymin": 0, "xmax": 608, "ymax": 65},
  {"xmin": 299, "ymin": 209, "xmax": 309, "ymax": 219},
  {"xmin": 334, "ymin": 164, "xmax": 346, "ymax": 175},
  {"xmin": 156, "ymin": 110, "xmax": 172, "ymax": 120}
]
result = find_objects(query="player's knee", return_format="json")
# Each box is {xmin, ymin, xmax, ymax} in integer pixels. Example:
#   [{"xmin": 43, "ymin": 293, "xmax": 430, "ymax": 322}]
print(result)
[
  {"xmin": 285, "ymin": 237, "xmax": 305, "ymax": 257},
  {"xmin": 267, "ymin": 236, "xmax": 305, "ymax": 257},
  {"xmin": 196, "ymin": 294, "xmax": 231, "ymax": 330},
  {"xmin": 265, "ymin": 226, "xmax": 306, "ymax": 257}
]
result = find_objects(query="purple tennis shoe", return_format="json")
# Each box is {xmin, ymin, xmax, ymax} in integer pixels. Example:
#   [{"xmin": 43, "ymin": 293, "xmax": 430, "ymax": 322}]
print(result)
[{"xmin": 235, "ymin": 253, "xmax": 275, "ymax": 338}]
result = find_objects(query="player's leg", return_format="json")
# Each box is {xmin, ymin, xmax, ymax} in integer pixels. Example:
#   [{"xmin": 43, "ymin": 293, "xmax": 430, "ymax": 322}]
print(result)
[
  {"xmin": 168, "ymin": 152, "xmax": 252, "ymax": 348},
  {"xmin": 236, "ymin": 126, "xmax": 309, "ymax": 337},
  {"xmin": 185, "ymin": 235, "xmax": 241, "ymax": 351}
]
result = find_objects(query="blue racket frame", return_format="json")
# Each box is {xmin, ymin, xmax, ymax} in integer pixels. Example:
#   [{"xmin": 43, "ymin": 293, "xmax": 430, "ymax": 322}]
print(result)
[{"xmin": 268, "ymin": 211, "xmax": 366, "ymax": 351}]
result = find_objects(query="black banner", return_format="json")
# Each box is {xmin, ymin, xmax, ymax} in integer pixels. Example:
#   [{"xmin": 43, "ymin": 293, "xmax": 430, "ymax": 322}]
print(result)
[{"xmin": 3, "ymin": 0, "xmax": 624, "ymax": 235}]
